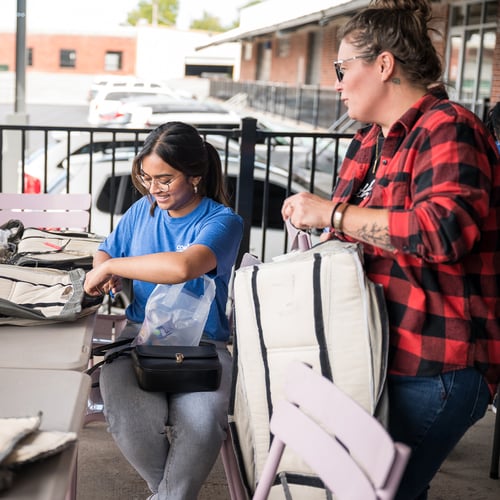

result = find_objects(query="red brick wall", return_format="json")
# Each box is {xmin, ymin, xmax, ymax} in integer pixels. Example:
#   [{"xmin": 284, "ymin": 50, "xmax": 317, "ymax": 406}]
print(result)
[
  {"xmin": 0, "ymin": 33, "xmax": 17, "ymax": 71},
  {"xmin": 235, "ymin": 2, "xmax": 500, "ymax": 106},
  {"xmin": 269, "ymin": 31, "xmax": 309, "ymax": 84},
  {"xmin": 239, "ymin": 42, "xmax": 257, "ymax": 81},
  {"xmin": 0, "ymin": 33, "xmax": 136, "ymax": 74},
  {"xmin": 319, "ymin": 24, "xmax": 339, "ymax": 88},
  {"xmin": 491, "ymin": 1, "xmax": 500, "ymax": 104},
  {"xmin": 430, "ymin": 4, "xmax": 448, "ymax": 68}
]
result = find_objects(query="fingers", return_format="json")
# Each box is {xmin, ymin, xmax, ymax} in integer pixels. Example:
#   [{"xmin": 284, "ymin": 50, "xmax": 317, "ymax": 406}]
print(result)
[
  {"xmin": 281, "ymin": 200, "xmax": 293, "ymax": 220},
  {"xmin": 84, "ymin": 272, "xmax": 109, "ymax": 296},
  {"xmin": 109, "ymin": 275, "xmax": 122, "ymax": 291},
  {"xmin": 282, "ymin": 196, "xmax": 308, "ymax": 229},
  {"xmin": 84, "ymin": 285, "xmax": 104, "ymax": 297},
  {"xmin": 282, "ymin": 192, "xmax": 330, "ymax": 231},
  {"xmin": 282, "ymin": 194, "xmax": 300, "ymax": 222}
]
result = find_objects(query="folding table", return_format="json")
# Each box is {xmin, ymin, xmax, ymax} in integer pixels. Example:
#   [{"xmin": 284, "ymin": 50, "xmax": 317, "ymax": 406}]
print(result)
[
  {"xmin": 0, "ymin": 314, "xmax": 95, "ymax": 371},
  {"xmin": 0, "ymin": 368, "xmax": 91, "ymax": 500}
]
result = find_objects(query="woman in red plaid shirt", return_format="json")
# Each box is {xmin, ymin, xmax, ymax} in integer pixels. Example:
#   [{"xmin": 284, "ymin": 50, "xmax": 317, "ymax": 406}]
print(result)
[{"xmin": 282, "ymin": 1, "xmax": 500, "ymax": 498}]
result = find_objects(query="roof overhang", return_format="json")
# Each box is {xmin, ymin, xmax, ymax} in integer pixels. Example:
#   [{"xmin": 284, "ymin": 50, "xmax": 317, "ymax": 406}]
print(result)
[{"xmin": 196, "ymin": 0, "xmax": 368, "ymax": 50}]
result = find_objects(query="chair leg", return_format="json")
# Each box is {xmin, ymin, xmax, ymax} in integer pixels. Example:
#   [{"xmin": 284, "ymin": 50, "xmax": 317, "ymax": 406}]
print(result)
[
  {"xmin": 84, "ymin": 366, "xmax": 106, "ymax": 426},
  {"xmin": 220, "ymin": 430, "xmax": 248, "ymax": 500},
  {"xmin": 65, "ymin": 448, "xmax": 78, "ymax": 500},
  {"xmin": 490, "ymin": 385, "xmax": 500, "ymax": 479}
]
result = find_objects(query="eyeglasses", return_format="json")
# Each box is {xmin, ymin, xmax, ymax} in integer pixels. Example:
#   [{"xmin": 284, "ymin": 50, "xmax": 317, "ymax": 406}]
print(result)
[
  {"xmin": 333, "ymin": 55, "xmax": 374, "ymax": 82},
  {"xmin": 136, "ymin": 171, "xmax": 181, "ymax": 191},
  {"xmin": 333, "ymin": 53, "xmax": 406, "ymax": 82}
]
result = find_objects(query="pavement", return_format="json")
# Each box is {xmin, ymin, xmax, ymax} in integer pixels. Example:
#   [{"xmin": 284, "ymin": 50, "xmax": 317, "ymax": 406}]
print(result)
[{"xmin": 76, "ymin": 406, "xmax": 500, "ymax": 500}]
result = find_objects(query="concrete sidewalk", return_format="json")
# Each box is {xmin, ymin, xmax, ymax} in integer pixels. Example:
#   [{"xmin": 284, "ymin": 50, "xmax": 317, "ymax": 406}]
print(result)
[{"xmin": 76, "ymin": 406, "xmax": 500, "ymax": 500}]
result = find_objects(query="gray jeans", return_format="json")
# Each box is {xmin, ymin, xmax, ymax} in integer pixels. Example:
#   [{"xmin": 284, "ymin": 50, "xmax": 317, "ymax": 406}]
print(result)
[{"xmin": 99, "ymin": 322, "xmax": 233, "ymax": 499}]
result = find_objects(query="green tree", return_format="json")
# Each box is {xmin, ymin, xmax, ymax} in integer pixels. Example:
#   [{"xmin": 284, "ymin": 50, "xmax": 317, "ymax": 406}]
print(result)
[
  {"xmin": 190, "ymin": 1, "xmax": 263, "ymax": 32},
  {"xmin": 241, "ymin": 0, "xmax": 262, "ymax": 9},
  {"xmin": 190, "ymin": 11, "xmax": 226, "ymax": 32},
  {"xmin": 127, "ymin": 0, "xmax": 179, "ymax": 26}
]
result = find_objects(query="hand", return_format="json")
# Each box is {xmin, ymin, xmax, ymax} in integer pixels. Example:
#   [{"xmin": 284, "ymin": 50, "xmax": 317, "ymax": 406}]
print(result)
[
  {"xmin": 108, "ymin": 275, "xmax": 123, "ymax": 296},
  {"xmin": 282, "ymin": 192, "xmax": 334, "ymax": 231},
  {"xmin": 84, "ymin": 263, "xmax": 114, "ymax": 296}
]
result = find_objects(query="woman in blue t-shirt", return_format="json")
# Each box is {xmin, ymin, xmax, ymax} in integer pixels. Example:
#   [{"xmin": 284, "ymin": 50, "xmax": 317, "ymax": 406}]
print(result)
[{"xmin": 84, "ymin": 121, "xmax": 243, "ymax": 500}]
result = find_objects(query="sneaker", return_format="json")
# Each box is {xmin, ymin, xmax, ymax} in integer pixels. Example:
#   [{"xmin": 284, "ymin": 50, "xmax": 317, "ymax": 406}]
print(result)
[{"xmin": 492, "ymin": 393, "xmax": 498, "ymax": 414}]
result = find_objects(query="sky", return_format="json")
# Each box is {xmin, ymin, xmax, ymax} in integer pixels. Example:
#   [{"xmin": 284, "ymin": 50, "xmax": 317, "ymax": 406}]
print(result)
[{"xmin": 0, "ymin": 0, "xmax": 249, "ymax": 31}]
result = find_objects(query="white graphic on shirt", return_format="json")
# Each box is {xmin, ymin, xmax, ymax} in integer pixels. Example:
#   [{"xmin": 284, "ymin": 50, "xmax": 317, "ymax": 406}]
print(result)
[{"xmin": 356, "ymin": 179, "xmax": 376, "ymax": 200}]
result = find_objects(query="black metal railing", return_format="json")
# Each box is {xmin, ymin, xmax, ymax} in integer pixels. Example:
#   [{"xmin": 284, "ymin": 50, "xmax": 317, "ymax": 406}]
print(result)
[
  {"xmin": 209, "ymin": 79, "xmax": 494, "ymax": 133},
  {"xmin": 210, "ymin": 80, "xmax": 353, "ymax": 131},
  {"xmin": 0, "ymin": 118, "xmax": 354, "ymax": 263}
]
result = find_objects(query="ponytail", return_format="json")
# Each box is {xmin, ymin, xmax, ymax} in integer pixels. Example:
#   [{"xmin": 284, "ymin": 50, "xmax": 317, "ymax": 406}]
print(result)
[{"xmin": 203, "ymin": 141, "xmax": 230, "ymax": 206}]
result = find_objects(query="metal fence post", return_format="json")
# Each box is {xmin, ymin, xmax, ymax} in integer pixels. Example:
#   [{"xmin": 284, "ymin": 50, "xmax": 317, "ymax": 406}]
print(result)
[
  {"xmin": 236, "ymin": 116, "xmax": 257, "ymax": 265},
  {"xmin": 312, "ymin": 85, "xmax": 320, "ymax": 129}
]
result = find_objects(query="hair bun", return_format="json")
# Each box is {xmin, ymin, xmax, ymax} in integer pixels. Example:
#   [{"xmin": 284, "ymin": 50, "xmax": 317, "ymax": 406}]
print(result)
[{"xmin": 370, "ymin": 0, "xmax": 432, "ymax": 22}]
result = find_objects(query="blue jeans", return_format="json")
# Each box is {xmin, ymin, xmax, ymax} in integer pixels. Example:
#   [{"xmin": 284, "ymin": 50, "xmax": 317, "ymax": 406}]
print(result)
[
  {"xmin": 389, "ymin": 368, "xmax": 490, "ymax": 500},
  {"xmin": 100, "ymin": 323, "xmax": 233, "ymax": 500}
]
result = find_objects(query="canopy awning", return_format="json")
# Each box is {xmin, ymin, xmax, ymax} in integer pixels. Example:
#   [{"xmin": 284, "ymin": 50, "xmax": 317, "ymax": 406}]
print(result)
[{"xmin": 196, "ymin": 0, "xmax": 368, "ymax": 50}]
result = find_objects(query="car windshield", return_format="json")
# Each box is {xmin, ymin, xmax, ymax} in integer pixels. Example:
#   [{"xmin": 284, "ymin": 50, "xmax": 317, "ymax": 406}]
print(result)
[{"xmin": 104, "ymin": 91, "xmax": 176, "ymax": 102}]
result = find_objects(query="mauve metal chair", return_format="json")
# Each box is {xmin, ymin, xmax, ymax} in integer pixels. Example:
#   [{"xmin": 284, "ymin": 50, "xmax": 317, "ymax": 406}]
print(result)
[
  {"xmin": 0, "ymin": 193, "xmax": 91, "ymax": 231},
  {"xmin": 84, "ymin": 313, "xmax": 128, "ymax": 425},
  {"xmin": 252, "ymin": 361, "xmax": 411, "ymax": 500}
]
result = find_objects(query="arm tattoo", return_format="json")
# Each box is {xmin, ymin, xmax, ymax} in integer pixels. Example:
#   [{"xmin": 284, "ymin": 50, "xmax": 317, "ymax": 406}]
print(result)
[{"xmin": 352, "ymin": 222, "xmax": 395, "ymax": 252}]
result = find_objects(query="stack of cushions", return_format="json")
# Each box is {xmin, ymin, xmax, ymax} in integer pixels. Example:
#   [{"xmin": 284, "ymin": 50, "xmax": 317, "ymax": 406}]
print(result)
[{"xmin": 0, "ymin": 413, "xmax": 76, "ymax": 492}]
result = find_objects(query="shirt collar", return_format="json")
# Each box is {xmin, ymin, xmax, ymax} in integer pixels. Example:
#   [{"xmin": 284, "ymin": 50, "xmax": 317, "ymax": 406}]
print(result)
[{"xmin": 390, "ymin": 85, "xmax": 449, "ymax": 137}]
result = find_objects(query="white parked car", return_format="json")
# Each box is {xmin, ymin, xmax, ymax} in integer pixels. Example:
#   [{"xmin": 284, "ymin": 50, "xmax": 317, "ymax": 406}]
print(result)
[
  {"xmin": 106, "ymin": 94, "xmax": 241, "ymax": 130},
  {"xmin": 86, "ymin": 76, "xmax": 168, "ymax": 102},
  {"xmin": 23, "ymin": 131, "xmax": 149, "ymax": 192},
  {"xmin": 23, "ymin": 131, "xmax": 321, "ymax": 260},
  {"xmin": 87, "ymin": 84, "xmax": 185, "ymax": 126}
]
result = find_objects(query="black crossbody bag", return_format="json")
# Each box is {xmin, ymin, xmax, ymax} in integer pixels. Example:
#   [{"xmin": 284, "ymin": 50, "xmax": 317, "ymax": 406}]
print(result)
[{"xmin": 88, "ymin": 340, "xmax": 222, "ymax": 393}]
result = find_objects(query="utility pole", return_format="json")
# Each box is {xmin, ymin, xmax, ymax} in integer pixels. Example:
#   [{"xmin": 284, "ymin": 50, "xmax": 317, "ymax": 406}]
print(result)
[
  {"xmin": 15, "ymin": 0, "xmax": 26, "ymax": 114},
  {"xmin": 4, "ymin": 0, "xmax": 29, "ymax": 193}
]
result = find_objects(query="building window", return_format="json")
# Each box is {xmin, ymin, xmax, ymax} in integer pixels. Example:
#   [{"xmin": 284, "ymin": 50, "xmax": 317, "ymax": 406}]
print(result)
[
  {"xmin": 445, "ymin": 0, "xmax": 497, "ymax": 114},
  {"xmin": 105, "ymin": 51, "xmax": 122, "ymax": 71},
  {"xmin": 277, "ymin": 38, "xmax": 290, "ymax": 58},
  {"xmin": 60, "ymin": 49, "xmax": 76, "ymax": 68},
  {"xmin": 244, "ymin": 42, "xmax": 253, "ymax": 61},
  {"xmin": 27, "ymin": 48, "xmax": 33, "ymax": 66}
]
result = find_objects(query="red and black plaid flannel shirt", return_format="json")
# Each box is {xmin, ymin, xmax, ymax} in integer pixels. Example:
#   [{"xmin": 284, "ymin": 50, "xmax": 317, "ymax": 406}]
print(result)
[{"xmin": 332, "ymin": 87, "xmax": 500, "ymax": 393}]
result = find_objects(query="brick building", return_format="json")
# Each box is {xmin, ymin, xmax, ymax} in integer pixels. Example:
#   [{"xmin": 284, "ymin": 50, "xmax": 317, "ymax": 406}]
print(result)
[
  {"xmin": 0, "ymin": 31, "xmax": 137, "ymax": 75},
  {"xmin": 199, "ymin": 0, "xmax": 500, "ymax": 113},
  {"xmin": 0, "ymin": 26, "xmax": 239, "ymax": 83}
]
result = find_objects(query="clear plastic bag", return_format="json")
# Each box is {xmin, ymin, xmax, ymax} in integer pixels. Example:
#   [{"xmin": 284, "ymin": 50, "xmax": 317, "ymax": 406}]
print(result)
[{"xmin": 136, "ymin": 275, "xmax": 216, "ymax": 347}]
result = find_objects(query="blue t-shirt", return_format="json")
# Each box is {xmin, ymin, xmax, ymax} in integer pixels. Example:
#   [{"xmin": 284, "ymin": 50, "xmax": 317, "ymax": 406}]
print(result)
[{"xmin": 98, "ymin": 196, "xmax": 243, "ymax": 341}]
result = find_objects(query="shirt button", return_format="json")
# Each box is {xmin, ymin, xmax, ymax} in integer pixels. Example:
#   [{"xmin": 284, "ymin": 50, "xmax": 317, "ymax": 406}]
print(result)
[{"xmin": 383, "ymin": 160, "xmax": 388, "ymax": 165}]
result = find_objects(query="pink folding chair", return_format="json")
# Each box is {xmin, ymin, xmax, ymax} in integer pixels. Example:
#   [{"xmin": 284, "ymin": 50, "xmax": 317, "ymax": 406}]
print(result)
[
  {"xmin": 252, "ymin": 361, "xmax": 411, "ymax": 500},
  {"xmin": 0, "ymin": 193, "xmax": 91, "ymax": 230},
  {"xmin": 84, "ymin": 313, "xmax": 127, "ymax": 425}
]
